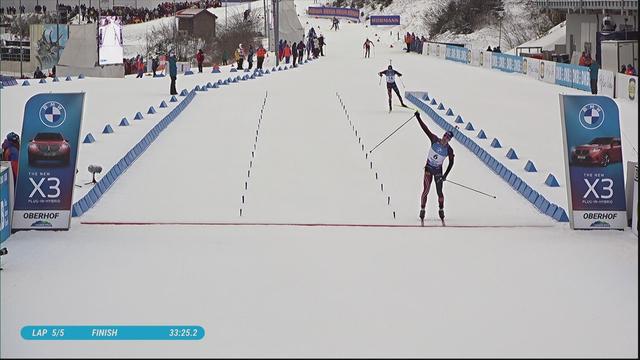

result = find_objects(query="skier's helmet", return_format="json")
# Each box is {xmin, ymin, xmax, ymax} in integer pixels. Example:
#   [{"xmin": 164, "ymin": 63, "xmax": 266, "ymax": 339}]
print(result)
[
  {"xmin": 443, "ymin": 130, "xmax": 454, "ymax": 140},
  {"xmin": 388, "ymin": 65, "xmax": 393, "ymax": 70},
  {"xmin": 6, "ymin": 132, "xmax": 19, "ymax": 142}
]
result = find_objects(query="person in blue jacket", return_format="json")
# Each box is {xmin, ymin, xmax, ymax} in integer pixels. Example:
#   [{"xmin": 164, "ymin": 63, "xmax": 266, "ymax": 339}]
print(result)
[
  {"xmin": 2, "ymin": 132, "xmax": 20, "ymax": 183},
  {"xmin": 168, "ymin": 51, "xmax": 177, "ymax": 95}
]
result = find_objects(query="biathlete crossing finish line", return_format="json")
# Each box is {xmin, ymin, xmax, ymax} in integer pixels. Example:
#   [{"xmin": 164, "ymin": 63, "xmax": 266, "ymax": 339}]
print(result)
[
  {"xmin": 378, "ymin": 65, "xmax": 407, "ymax": 112},
  {"xmin": 415, "ymin": 111, "xmax": 455, "ymax": 226}
]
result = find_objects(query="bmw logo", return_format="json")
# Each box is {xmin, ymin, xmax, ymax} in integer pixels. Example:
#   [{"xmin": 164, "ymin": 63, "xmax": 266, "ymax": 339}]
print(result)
[
  {"xmin": 578, "ymin": 103, "xmax": 604, "ymax": 130},
  {"xmin": 39, "ymin": 101, "xmax": 67, "ymax": 128}
]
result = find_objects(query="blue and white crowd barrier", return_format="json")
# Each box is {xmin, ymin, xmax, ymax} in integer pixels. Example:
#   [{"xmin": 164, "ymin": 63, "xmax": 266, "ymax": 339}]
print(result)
[
  {"xmin": 419, "ymin": 41, "xmax": 638, "ymax": 102},
  {"xmin": 71, "ymin": 91, "xmax": 197, "ymax": 217}
]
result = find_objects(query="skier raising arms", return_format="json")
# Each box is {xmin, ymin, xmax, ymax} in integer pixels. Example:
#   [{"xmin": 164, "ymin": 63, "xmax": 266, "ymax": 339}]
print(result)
[
  {"xmin": 363, "ymin": 38, "xmax": 374, "ymax": 58},
  {"xmin": 378, "ymin": 65, "xmax": 406, "ymax": 111},
  {"xmin": 415, "ymin": 111, "xmax": 455, "ymax": 226}
]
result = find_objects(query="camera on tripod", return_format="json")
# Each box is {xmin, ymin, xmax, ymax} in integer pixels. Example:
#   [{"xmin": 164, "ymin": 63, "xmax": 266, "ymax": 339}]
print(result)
[{"xmin": 86, "ymin": 164, "xmax": 103, "ymax": 185}]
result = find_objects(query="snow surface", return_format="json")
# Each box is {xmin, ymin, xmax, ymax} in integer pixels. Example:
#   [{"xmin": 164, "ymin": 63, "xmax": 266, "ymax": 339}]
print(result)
[{"xmin": 0, "ymin": 0, "xmax": 637, "ymax": 357}]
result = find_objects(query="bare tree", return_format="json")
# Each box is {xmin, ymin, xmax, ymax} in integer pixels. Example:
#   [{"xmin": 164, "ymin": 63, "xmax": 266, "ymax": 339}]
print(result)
[{"xmin": 143, "ymin": 11, "xmax": 261, "ymax": 65}]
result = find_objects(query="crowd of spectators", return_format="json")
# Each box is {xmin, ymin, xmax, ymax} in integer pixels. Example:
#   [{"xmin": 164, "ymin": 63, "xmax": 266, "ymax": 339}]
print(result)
[
  {"xmin": 1, "ymin": 1, "xmax": 222, "ymax": 25},
  {"xmin": 619, "ymin": 64, "xmax": 637, "ymax": 76},
  {"xmin": 1, "ymin": 5, "xmax": 25, "ymax": 15},
  {"xmin": 404, "ymin": 32, "xmax": 428, "ymax": 54}
]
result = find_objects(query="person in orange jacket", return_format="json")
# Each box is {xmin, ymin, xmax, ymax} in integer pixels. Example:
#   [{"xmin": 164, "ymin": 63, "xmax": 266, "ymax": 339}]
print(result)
[
  {"xmin": 283, "ymin": 43, "xmax": 292, "ymax": 64},
  {"xmin": 404, "ymin": 32, "xmax": 411, "ymax": 53},
  {"xmin": 256, "ymin": 44, "xmax": 267, "ymax": 70}
]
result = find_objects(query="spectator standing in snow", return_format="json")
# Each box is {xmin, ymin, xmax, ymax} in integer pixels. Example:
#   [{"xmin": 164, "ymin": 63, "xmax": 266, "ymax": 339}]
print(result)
[
  {"xmin": 196, "ymin": 49, "xmax": 205, "ymax": 73},
  {"xmin": 297, "ymin": 40, "xmax": 305, "ymax": 62},
  {"xmin": 278, "ymin": 39, "xmax": 284, "ymax": 62},
  {"xmin": 256, "ymin": 44, "xmax": 267, "ymax": 70},
  {"xmin": 235, "ymin": 44, "xmax": 245, "ymax": 69},
  {"xmin": 292, "ymin": 41, "xmax": 298, "ymax": 66},
  {"xmin": 247, "ymin": 44, "xmax": 255, "ymax": 70},
  {"xmin": 404, "ymin": 32, "xmax": 411, "ymax": 53},
  {"xmin": 151, "ymin": 56, "xmax": 159, "ymax": 76},
  {"xmin": 168, "ymin": 51, "xmax": 177, "ymax": 95},
  {"xmin": 318, "ymin": 34, "xmax": 325, "ymax": 56},
  {"xmin": 284, "ymin": 43, "xmax": 292, "ymax": 64},
  {"xmin": 222, "ymin": 48, "xmax": 228, "ymax": 65},
  {"xmin": 588, "ymin": 58, "xmax": 599, "ymax": 95},
  {"xmin": 2, "ymin": 132, "xmax": 20, "ymax": 184},
  {"xmin": 136, "ymin": 55, "xmax": 145, "ymax": 78}
]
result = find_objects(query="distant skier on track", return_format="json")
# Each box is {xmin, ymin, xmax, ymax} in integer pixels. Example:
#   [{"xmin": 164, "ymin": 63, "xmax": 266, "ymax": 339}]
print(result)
[
  {"xmin": 363, "ymin": 38, "xmax": 374, "ymax": 58},
  {"xmin": 378, "ymin": 65, "xmax": 406, "ymax": 111},
  {"xmin": 415, "ymin": 111, "xmax": 455, "ymax": 226}
]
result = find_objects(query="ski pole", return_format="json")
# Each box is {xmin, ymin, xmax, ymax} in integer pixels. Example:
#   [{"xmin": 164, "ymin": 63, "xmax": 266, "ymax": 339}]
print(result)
[
  {"xmin": 369, "ymin": 114, "xmax": 416, "ymax": 154},
  {"xmin": 445, "ymin": 179, "xmax": 497, "ymax": 199},
  {"xmin": 399, "ymin": 77, "xmax": 406, "ymax": 88},
  {"xmin": 379, "ymin": 75, "xmax": 382, "ymax": 86}
]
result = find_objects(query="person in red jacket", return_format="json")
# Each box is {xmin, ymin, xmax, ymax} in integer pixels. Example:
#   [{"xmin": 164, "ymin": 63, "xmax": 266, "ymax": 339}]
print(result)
[
  {"xmin": 196, "ymin": 49, "xmax": 205, "ymax": 73},
  {"xmin": 135, "ymin": 55, "xmax": 145, "ymax": 78},
  {"xmin": 256, "ymin": 44, "xmax": 267, "ymax": 70},
  {"xmin": 626, "ymin": 64, "xmax": 636, "ymax": 75},
  {"xmin": 578, "ymin": 52, "xmax": 588, "ymax": 66}
]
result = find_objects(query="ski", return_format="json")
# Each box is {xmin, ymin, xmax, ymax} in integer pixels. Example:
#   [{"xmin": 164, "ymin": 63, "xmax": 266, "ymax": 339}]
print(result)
[{"xmin": 396, "ymin": 103, "xmax": 415, "ymax": 111}]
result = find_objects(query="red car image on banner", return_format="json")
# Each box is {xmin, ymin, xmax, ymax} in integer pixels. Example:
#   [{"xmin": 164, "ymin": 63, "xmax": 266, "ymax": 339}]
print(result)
[
  {"xmin": 571, "ymin": 137, "xmax": 622, "ymax": 167},
  {"xmin": 27, "ymin": 132, "xmax": 71, "ymax": 167}
]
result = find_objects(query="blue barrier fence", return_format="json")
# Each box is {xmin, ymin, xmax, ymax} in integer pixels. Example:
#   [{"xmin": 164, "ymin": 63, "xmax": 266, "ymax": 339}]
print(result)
[
  {"xmin": 405, "ymin": 91, "xmax": 569, "ymax": 222},
  {"xmin": 445, "ymin": 45, "xmax": 470, "ymax": 64},
  {"xmin": 423, "ymin": 42, "xmax": 593, "ymax": 94},
  {"xmin": 491, "ymin": 52, "xmax": 524, "ymax": 73},
  {"xmin": 555, "ymin": 62, "xmax": 591, "ymax": 91},
  {"xmin": 71, "ymin": 91, "xmax": 197, "ymax": 217}
]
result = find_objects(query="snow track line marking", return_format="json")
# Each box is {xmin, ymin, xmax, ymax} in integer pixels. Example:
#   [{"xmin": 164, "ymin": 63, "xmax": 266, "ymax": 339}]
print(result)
[
  {"xmin": 240, "ymin": 91, "xmax": 269, "ymax": 217},
  {"xmin": 80, "ymin": 221, "xmax": 554, "ymax": 229},
  {"xmin": 336, "ymin": 91, "xmax": 397, "ymax": 220}
]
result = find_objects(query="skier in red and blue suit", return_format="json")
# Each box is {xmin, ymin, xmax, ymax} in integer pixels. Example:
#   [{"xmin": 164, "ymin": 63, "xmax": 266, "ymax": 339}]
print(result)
[{"xmin": 415, "ymin": 111, "xmax": 455, "ymax": 223}]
